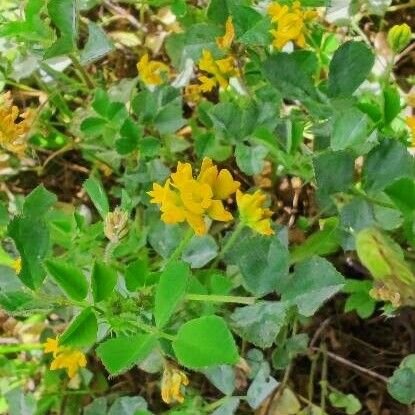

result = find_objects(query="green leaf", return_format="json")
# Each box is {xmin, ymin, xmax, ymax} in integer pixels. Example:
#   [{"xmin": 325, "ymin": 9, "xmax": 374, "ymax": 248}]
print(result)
[
  {"xmin": 0, "ymin": 291, "xmax": 34, "ymax": 313},
  {"xmin": 329, "ymin": 391, "xmax": 362, "ymax": 414},
  {"xmin": 96, "ymin": 334, "xmax": 157, "ymax": 375},
  {"xmin": 225, "ymin": 229, "xmax": 289, "ymax": 296},
  {"xmin": 59, "ymin": 307, "xmax": 98, "ymax": 348},
  {"xmin": 343, "ymin": 279, "xmax": 376, "ymax": 319},
  {"xmin": 362, "ymin": 139, "xmax": 414, "ymax": 193},
  {"xmin": 45, "ymin": 259, "xmax": 88, "ymax": 301},
  {"xmin": 263, "ymin": 51, "xmax": 330, "ymax": 117},
  {"xmin": 80, "ymin": 22, "xmax": 113, "ymax": 64},
  {"xmin": 356, "ymin": 228, "xmax": 415, "ymax": 285},
  {"xmin": 340, "ymin": 197, "xmax": 375, "ymax": 250},
  {"xmin": 231, "ymin": 301, "xmax": 288, "ymax": 349},
  {"xmin": 173, "ymin": 315, "xmax": 239, "ymax": 368},
  {"xmin": 154, "ymin": 100, "xmax": 186, "ymax": 135},
  {"xmin": 83, "ymin": 176, "xmax": 109, "ymax": 218},
  {"xmin": 246, "ymin": 366, "xmax": 279, "ymax": 409},
  {"xmin": 388, "ymin": 367, "xmax": 415, "ymax": 404},
  {"xmin": 331, "ymin": 107, "xmax": 370, "ymax": 151},
  {"xmin": 281, "ymin": 256, "xmax": 345, "ymax": 317},
  {"xmin": 154, "ymin": 261, "xmax": 190, "ymax": 328},
  {"xmin": 108, "ymin": 397, "xmax": 148, "ymax": 415},
  {"xmin": 45, "ymin": 0, "xmax": 78, "ymax": 58},
  {"xmin": 5, "ymin": 388, "xmax": 36, "ymax": 415},
  {"xmin": 385, "ymin": 177, "xmax": 415, "ymax": 217},
  {"xmin": 182, "ymin": 235, "xmax": 218, "ymax": 268},
  {"xmin": 80, "ymin": 117, "xmax": 107, "ymax": 136},
  {"xmin": 0, "ymin": 0, "xmax": 52, "ymax": 42},
  {"xmin": 290, "ymin": 217, "xmax": 341, "ymax": 263},
  {"xmin": 231, "ymin": 6, "xmax": 271, "ymax": 46},
  {"xmin": 125, "ymin": 259, "xmax": 149, "ymax": 291},
  {"xmin": 235, "ymin": 143, "xmax": 268, "ymax": 176},
  {"xmin": 91, "ymin": 261, "xmax": 117, "ymax": 302},
  {"xmin": 203, "ymin": 365, "xmax": 236, "ymax": 395},
  {"xmin": 328, "ymin": 41, "xmax": 375, "ymax": 97},
  {"xmin": 313, "ymin": 150, "xmax": 355, "ymax": 194},
  {"xmin": 23, "ymin": 185, "xmax": 57, "ymax": 219},
  {"xmin": 8, "ymin": 217, "xmax": 49, "ymax": 290}
]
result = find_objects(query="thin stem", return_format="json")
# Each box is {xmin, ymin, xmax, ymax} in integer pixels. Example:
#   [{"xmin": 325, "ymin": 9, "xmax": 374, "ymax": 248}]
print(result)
[
  {"xmin": 211, "ymin": 222, "xmax": 244, "ymax": 268},
  {"xmin": 69, "ymin": 54, "xmax": 95, "ymax": 89},
  {"xmin": 0, "ymin": 343, "xmax": 43, "ymax": 354},
  {"xmin": 310, "ymin": 347, "xmax": 388, "ymax": 383},
  {"xmin": 320, "ymin": 343, "xmax": 328, "ymax": 411},
  {"xmin": 164, "ymin": 227, "xmax": 194, "ymax": 267},
  {"xmin": 185, "ymin": 293, "xmax": 256, "ymax": 305}
]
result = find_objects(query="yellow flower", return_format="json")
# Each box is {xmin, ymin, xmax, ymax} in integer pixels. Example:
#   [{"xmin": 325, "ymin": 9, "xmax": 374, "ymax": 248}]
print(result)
[
  {"xmin": 184, "ymin": 84, "xmax": 202, "ymax": 104},
  {"xmin": 236, "ymin": 190, "xmax": 274, "ymax": 236},
  {"xmin": 44, "ymin": 337, "xmax": 60, "ymax": 356},
  {"xmin": 11, "ymin": 258, "xmax": 22, "ymax": 274},
  {"xmin": 198, "ymin": 75, "xmax": 217, "ymax": 93},
  {"xmin": 406, "ymin": 116, "xmax": 415, "ymax": 146},
  {"xmin": 148, "ymin": 158, "xmax": 239, "ymax": 235},
  {"xmin": 216, "ymin": 17, "xmax": 235, "ymax": 50},
  {"xmin": 137, "ymin": 53, "xmax": 169, "ymax": 86},
  {"xmin": 50, "ymin": 349, "xmax": 87, "ymax": 379},
  {"xmin": 44, "ymin": 337, "xmax": 87, "ymax": 379},
  {"xmin": 0, "ymin": 92, "xmax": 33, "ymax": 155},
  {"xmin": 267, "ymin": 1, "xmax": 316, "ymax": 50},
  {"xmin": 198, "ymin": 50, "xmax": 238, "ymax": 90},
  {"xmin": 161, "ymin": 365, "xmax": 189, "ymax": 404}
]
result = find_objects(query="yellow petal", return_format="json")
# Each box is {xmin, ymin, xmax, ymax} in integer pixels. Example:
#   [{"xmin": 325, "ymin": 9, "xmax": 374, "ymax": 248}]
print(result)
[
  {"xmin": 208, "ymin": 200, "xmax": 233, "ymax": 222},
  {"xmin": 198, "ymin": 75, "xmax": 217, "ymax": 92},
  {"xmin": 44, "ymin": 338, "xmax": 59, "ymax": 355},
  {"xmin": 186, "ymin": 212, "xmax": 207, "ymax": 235},
  {"xmin": 214, "ymin": 169, "xmax": 240, "ymax": 200},
  {"xmin": 216, "ymin": 17, "xmax": 235, "ymax": 49}
]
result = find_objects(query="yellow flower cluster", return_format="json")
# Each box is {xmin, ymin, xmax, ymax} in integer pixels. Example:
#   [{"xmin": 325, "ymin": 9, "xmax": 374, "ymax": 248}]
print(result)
[
  {"xmin": 198, "ymin": 49, "xmax": 239, "ymax": 92},
  {"xmin": 161, "ymin": 365, "xmax": 189, "ymax": 404},
  {"xmin": 184, "ymin": 18, "xmax": 237, "ymax": 102},
  {"xmin": 44, "ymin": 337, "xmax": 87, "ymax": 379},
  {"xmin": 236, "ymin": 190, "xmax": 274, "ymax": 236},
  {"xmin": 267, "ymin": 1, "xmax": 316, "ymax": 50},
  {"xmin": 148, "ymin": 158, "xmax": 240, "ymax": 235},
  {"xmin": 137, "ymin": 53, "xmax": 169, "ymax": 86},
  {"xmin": 0, "ymin": 92, "xmax": 33, "ymax": 155},
  {"xmin": 406, "ymin": 116, "xmax": 415, "ymax": 146}
]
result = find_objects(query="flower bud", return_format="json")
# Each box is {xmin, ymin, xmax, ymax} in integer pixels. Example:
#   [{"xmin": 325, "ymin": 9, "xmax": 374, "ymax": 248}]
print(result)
[
  {"xmin": 387, "ymin": 23, "xmax": 412, "ymax": 53},
  {"xmin": 104, "ymin": 208, "xmax": 129, "ymax": 242}
]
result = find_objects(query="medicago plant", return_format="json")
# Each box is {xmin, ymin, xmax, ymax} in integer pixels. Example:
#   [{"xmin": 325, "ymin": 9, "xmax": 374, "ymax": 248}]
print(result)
[{"xmin": 0, "ymin": 0, "xmax": 414, "ymax": 414}]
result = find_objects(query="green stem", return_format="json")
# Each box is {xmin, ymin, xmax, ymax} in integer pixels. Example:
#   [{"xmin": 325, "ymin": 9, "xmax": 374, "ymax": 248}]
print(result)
[
  {"xmin": 320, "ymin": 343, "xmax": 328, "ymax": 411},
  {"xmin": 164, "ymin": 227, "xmax": 194, "ymax": 267},
  {"xmin": 69, "ymin": 54, "xmax": 95, "ymax": 89},
  {"xmin": 0, "ymin": 343, "xmax": 43, "ymax": 354},
  {"xmin": 185, "ymin": 293, "xmax": 256, "ymax": 305},
  {"xmin": 134, "ymin": 320, "xmax": 176, "ymax": 341},
  {"xmin": 211, "ymin": 222, "xmax": 244, "ymax": 268}
]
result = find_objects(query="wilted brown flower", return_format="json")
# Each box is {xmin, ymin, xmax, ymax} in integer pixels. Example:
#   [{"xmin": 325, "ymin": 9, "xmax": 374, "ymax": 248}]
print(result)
[{"xmin": 104, "ymin": 207, "xmax": 129, "ymax": 242}]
